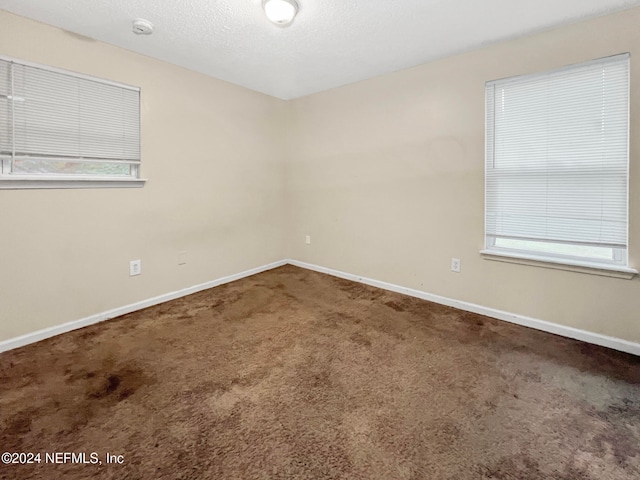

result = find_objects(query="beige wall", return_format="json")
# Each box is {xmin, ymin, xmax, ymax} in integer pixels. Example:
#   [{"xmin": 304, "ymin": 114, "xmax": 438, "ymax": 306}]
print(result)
[
  {"xmin": 287, "ymin": 8, "xmax": 640, "ymax": 343},
  {"xmin": 2, "ymin": 7, "xmax": 640, "ymax": 346},
  {"xmin": 0, "ymin": 10, "xmax": 287, "ymax": 341}
]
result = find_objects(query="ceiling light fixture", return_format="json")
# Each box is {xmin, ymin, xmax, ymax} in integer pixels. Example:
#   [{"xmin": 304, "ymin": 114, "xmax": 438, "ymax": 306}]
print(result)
[{"xmin": 263, "ymin": 0, "xmax": 299, "ymax": 26}]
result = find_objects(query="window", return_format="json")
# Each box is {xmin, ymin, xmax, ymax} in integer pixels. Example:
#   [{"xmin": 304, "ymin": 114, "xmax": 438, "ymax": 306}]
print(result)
[
  {"xmin": 0, "ymin": 55, "xmax": 143, "ymax": 189},
  {"xmin": 483, "ymin": 54, "xmax": 635, "ymax": 276}
]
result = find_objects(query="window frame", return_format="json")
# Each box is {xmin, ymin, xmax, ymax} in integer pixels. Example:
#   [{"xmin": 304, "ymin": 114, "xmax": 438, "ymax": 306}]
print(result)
[
  {"xmin": 0, "ymin": 55, "xmax": 145, "ymax": 189},
  {"xmin": 481, "ymin": 54, "xmax": 636, "ymax": 278}
]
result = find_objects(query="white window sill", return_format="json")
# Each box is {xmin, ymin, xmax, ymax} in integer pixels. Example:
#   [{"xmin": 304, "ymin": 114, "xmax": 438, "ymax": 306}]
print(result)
[
  {"xmin": 480, "ymin": 249, "xmax": 638, "ymax": 280},
  {"xmin": 0, "ymin": 177, "xmax": 146, "ymax": 189}
]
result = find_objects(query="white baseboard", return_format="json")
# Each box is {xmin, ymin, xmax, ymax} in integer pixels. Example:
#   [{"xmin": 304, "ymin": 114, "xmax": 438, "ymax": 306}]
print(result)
[
  {"xmin": 287, "ymin": 259, "xmax": 640, "ymax": 357},
  {"xmin": 0, "ymin": 259, "xmax": 287, "ymax": 353},
  {"xmin": 3, "ymin": 258, "xmax": 639, "ymax": 357}
]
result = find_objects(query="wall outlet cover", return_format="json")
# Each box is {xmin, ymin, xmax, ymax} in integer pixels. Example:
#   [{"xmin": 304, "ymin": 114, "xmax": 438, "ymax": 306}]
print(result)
[
  {"xmin": 451, "ymin": 258, "xmax": 461, "ymax": 273},
  {"xmin": 130, "ymin": 259, "xmax": 142, "ymax": 276}
]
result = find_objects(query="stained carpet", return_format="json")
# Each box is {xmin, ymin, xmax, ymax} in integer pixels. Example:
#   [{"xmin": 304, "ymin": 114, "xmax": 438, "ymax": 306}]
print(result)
[{"xmin": 1, "ymin": 265, "xmax": 639, "ymax": 479}]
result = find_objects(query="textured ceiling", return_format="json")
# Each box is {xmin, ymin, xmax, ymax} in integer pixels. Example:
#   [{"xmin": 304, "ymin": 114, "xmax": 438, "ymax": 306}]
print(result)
[{"xmin": 1, "ymin": 0, "xmax": 640, "ymax": 99}]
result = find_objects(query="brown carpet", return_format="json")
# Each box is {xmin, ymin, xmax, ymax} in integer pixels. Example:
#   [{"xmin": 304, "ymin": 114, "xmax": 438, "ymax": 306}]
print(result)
[{"xmin": 1, "ymin": 265, "xmax": 639, "ymax": 479}]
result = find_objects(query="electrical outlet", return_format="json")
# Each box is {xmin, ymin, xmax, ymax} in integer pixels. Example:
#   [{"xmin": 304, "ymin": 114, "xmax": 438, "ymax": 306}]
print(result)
[
  {"xmin": 305, "ymin": 235, "xmax": 311, "ymax": 245},
  {"xmin": 178, "ymin": 251, "xmax": 187, "ymax": 266},
  {"xmin": 129, "ymin": 259, "xmax": 141, "ymax": 276},
  {"xmin": 451, "ymin": 258, "xmax": 461, "ymax": 273}
]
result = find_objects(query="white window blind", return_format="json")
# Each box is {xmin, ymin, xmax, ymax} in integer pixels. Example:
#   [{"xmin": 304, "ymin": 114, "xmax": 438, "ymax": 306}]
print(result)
[
  {"xmin": 0, "ymin": 56, "xmax": 141, "ymax": 186},
  {"xmin": 484, "ymin": 54, "xmax": 630, "ymax": 268}
]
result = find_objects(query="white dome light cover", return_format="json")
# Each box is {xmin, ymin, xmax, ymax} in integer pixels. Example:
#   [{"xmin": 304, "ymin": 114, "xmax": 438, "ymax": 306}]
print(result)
[{"xmin": 263, "ymin": 0, "xmax": 299, "ymax": 26}]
